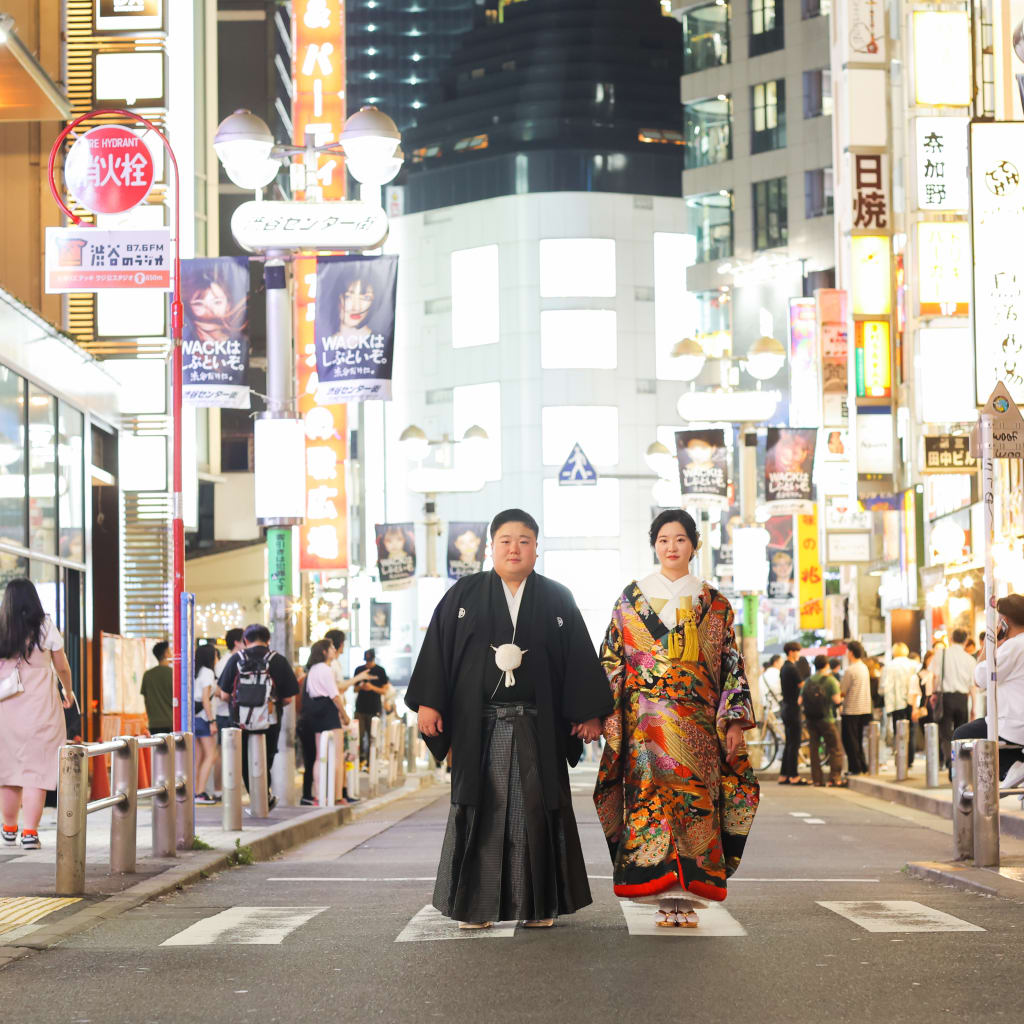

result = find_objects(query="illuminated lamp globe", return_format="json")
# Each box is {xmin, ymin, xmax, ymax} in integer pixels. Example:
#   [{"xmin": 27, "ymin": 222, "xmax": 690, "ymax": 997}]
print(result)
[
  {"xmin": 341, "ymin": 106, "xmax": 403, "ymax": 185},
  {"xmin": 670, "ymin": 337, "xmax": 707, "ymax": 382},
  {"xmin": 644, "ymin": 441, "xmax": 676, "ymax": 479},
  {"xmin": 745, "ymin": 335, "xmax": 786, "ymax": 381},
  {"xmin": 399, "ymin": 424, "xmax": 429, "ymax": 462},
  {"xmin": 461, "ymin": 424, "xmax": 489, "ymax": 459},
  {"xmin": 651, "ymin": 477, "xmax": 684, "ymax": 508},
  {"xmin": 213, "ymin": 109, "xmax": 279, "ymax": 190}
]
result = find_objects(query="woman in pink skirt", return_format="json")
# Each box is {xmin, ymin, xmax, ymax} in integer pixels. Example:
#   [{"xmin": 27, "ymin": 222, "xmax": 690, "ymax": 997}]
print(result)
[{"xmin": 0, "ymin": 578, "xmax": 72, "ymax": 850}]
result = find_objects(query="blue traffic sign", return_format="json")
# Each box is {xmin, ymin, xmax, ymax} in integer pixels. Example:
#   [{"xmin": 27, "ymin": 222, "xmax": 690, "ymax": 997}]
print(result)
[{"xmin": 558, "ymin": 443, "xmax": 598, "ymax": 486}]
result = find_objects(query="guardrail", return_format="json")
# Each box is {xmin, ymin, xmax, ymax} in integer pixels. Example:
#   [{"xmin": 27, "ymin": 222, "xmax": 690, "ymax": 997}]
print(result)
[
  {"xmin": 952, "ymin": 737, "xmax": 1024, "ymax": 867},
  {"xmin": 56, "ymin": 732, "xmax": 194, "ymax": 897}
]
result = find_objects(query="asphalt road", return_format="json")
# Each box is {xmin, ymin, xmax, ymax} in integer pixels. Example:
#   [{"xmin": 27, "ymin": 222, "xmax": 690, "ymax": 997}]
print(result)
[{"xmin": 3, "ymin": 769, "xmax": 1021, "ymax": 1024}]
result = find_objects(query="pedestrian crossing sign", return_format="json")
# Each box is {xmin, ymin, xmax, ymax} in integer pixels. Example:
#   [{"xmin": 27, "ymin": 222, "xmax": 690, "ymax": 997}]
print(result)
[{"xmin": 558, "ymin": 443, "xmax": 598, "ymax": 486}]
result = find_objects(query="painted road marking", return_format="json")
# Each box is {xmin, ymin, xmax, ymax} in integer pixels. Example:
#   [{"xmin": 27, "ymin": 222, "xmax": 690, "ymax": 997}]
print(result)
[
  {"xmin": 395, "ymin": 905, "xmax": 517, "ymax": 942},
  {"xmin": 268, "ymin": 877, "xmax": 436, "ymax": 882},
  {"xmin": 160, "ymin": 906, "xmax": 328, "ymax": 946},
  {"xmin": 803, "ymin": 818, "xmax": 826, "ymax": 824},
  {"xmin": 789, "ymin": 812, "xmax": 811, "ymax": 818},
  {"xmin": 818, "ymin": 901, "xmax": 984, "ymax": 933},
  {"xmin": 731, "ymin": 878, "xmax": 879, "ymax": 883},
  {"xmin": 619, "ymin": 901, "xmax": 746, "ymax": 937},
  {"xmin": 0, "ymin": 896, "xmax": 80, "ymax": 937}
]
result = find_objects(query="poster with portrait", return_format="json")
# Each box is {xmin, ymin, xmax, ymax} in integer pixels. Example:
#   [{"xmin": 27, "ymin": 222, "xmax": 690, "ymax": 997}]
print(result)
[
  {"xmin": 375, "ymin": 522, "xmax": 416, "ymax": 591},
  {"xmin": 713, "ymin": 506, "xmax": 743, "ymax": 596},
  {"xmin": 315, "ymin": 255, "xmax": 398, "ymax": 404},
  {"xmin": 764, "ymin": 427, "xmax": 817, "ymax": 514},
  {"xmin": 181, "ymin": 257, "xmax": 250, "ymax": 408},
  {"xmin": 447, "ymin": 521, "xmax": 487, "ymax": 580},
  {"xmin": 676, "ymin": 429, "xmax": 728, "ymax": 505},
  {"xmin": 369, "ymin": 599, "xmax": 392, "ymax": 646},
  {"xmin": 765, "ymin": 515, "xmax": 796, "ymax": 601}
]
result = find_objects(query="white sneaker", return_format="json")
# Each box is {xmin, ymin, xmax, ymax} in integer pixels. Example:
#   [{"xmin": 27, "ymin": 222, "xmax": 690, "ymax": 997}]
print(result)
[{"xmin": 1002, "ymin": 759, "xmax": 1024, "ymax": 790}]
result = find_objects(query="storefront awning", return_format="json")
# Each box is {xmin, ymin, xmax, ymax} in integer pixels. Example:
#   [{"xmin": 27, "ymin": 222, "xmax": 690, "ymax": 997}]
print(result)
[{"xmin": 0, "ymin": 14, "xmax": 71, "ymax": 122}]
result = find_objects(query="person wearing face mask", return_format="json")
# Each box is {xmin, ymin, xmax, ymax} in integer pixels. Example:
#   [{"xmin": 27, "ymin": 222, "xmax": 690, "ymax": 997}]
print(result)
[{"xmin": 593, "ymin": 510, "xmax": 759, "ymax": 929}]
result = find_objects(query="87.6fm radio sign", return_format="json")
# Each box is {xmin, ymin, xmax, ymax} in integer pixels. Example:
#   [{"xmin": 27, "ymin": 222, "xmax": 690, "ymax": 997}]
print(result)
[{"xmin": 64, "ymin": 125, "xmax": 155, "ymax": 215}]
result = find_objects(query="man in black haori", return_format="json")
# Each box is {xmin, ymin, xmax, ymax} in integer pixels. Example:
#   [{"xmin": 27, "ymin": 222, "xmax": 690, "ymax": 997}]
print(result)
[{"xmin": 406, "ymin": 509, "xmax": 612, "ymax": 929}]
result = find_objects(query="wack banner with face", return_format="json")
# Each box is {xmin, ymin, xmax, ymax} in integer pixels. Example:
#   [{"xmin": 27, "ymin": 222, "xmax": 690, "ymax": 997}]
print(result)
[
  {"xmin": 766, "ymin": 514, "xmax": 796, "ymax": 601},
  {"xmin": 447, "ymin": 521, "xmax": 487, "ymax": 580},
  {"xmin": 676, "ymin": 428, "xmax": 728, "ymax": 504},
  {"xmin": 369, "ymin": 599, "xmax": 392, "ymax": 646},
  {"xmin": 375, "ymin": 522, "xmax": 416, "ymax": 591},
  {"xmin": 181, "ymin": 257, "xmax": 250, "ymax": 408},
  {"xmin": 315, "ymin": 255, "xmax": 398, "ymax": 404},
  {"xmin": 764, "ymin": 427, "xmax": 816, "ymax": 513}
]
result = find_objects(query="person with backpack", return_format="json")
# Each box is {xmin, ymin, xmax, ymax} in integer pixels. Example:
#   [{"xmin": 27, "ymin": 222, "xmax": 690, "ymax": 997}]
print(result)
[
  {"xmin": 800, "ymin": 654, "xmax": 845, "ymax": 787},
  {"xmin": 217, "ymin": 623, "xmax": 299, "ymax": 813}
]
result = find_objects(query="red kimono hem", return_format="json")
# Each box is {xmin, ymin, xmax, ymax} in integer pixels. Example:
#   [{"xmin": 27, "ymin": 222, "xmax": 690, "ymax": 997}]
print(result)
[{"xmin": 612, "ymin": 858, "xmax": 727, "ymax": 902}]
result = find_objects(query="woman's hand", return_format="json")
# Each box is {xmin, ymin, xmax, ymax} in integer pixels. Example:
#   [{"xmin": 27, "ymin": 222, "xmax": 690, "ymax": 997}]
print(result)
[
  {"xmin": 725, "ymin": 722, "xmax": 745, "ymax": 759},
  {"xmin": 60, "ymin": 690, "xmax": 72, "ymax": 710},
  {"xmin": 571, "ymin": 718, "xmax": 602, "ymax": 742}
]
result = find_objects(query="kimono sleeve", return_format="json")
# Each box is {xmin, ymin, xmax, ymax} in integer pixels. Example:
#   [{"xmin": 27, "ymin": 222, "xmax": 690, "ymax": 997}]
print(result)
[
  {"xmin": 716, "ymin": 601, "xmax": 756, "ymax": 731},
  {"xmin": 560, "ymin": 603, "xmax": 614, "ymax": 723},
  {"xmin": 405, "ymin": 589, "xmax": 457, "ymax": 762},
  {"xmin": 598, "ymin": 604, "xmax": 627, "ymax": 755}
]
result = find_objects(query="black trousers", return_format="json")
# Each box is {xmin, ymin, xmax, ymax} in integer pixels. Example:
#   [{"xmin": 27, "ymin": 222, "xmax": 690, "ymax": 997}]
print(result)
[
  {"xmin": 890, "ymin": 706, "xmax": 915, "ymax": 766},
  {"xmin": 806, "ymin": 718, "xmax": 843, "ymax": 785},
  {"xmin": 356, "ymin": 711, "xmax": 376, "ymax": 764},
  {"xmin": 952, "ymin": 718, "xmax": 1023, "ymax": 780},
  {"xmin": 240, "ymin": 723, "xmax": 279, "ymax": 798},
  {"xmin": 298, "ymin": 720, "xmax": 317, "ymax": 801},
  {"xmin": 841, "ymin": 713, "xmax": 871, "ymax": 774},
  {"xmin": 939, "ymin": 692, "xmax": 970, "ymax": 768},
  {"xmin": 780, "ymin": 704, "xmax": 802, "ymax": 778}
]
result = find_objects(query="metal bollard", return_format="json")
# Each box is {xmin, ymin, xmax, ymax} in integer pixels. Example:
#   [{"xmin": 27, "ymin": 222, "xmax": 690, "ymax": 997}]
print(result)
[
  {"xmin": 175, "ymin": 732, "xmax": 195, "ymax": 851},
  {"xmin": 346, "ymin": 721, "xmax": 359, "ymax": 799},
  {"xmin": 406, "ymin": 723, "xmax": 417, "ymax": 775},
  {"xmin": 317, "ymin": 730, "xmax": 336, "ymax": 808},
  {"xmin": 110, "ymin": 736, "xmax": 139, "ymax": 874},
  {"xmin": 866, "ymin": 720, "xmax": 880, "ymax": 775},
  {"xmin": 151, "ymin": 734, "xmax": 177, "ymax": 858},
  {"xmin": 222, "ymin": 727, "xmax": 243, "ymax": 831},
  {"xmin": 924, "ymin": 722, "xmax": 940, "ymax": 789},
  {"xmin": 248, "ymin": 731, "xmax": 270, "ymax": 818},
  {"xmin": 56, "ymin": 744, "xmax": 89, "ymax": 896},
  {"xmin": 271, "ymin": 701, "xmax": 298, "ymax": 807},
  {"xmin": 952, "ymin": 739, "xmax": 974, "ymax": 861},
  {"xmin": 895, "ymin": 718, "xmax": 909, "ymax": 781},
  {"xmin": 368, "ymin": 716, "xmax": 380, "ymax": 797},
  {"xmin": 972, "ymin": 738, "xmax": 1001, "ymax": 868}
]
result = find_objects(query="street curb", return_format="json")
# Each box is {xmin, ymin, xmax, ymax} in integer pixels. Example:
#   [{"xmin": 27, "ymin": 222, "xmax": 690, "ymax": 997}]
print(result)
[
  {"xmin": 905, "ymin": 860, "xmax": 1001, "ymax": 897},
  {"xmin": 1, "ymin": 774, "xmax": 443, "ymax": 967}
]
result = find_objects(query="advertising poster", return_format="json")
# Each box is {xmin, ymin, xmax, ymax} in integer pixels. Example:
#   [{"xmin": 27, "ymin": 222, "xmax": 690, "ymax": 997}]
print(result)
[
  {"xmin": 797, "ymin": 511, "xmax": 825, "ymax": 630},
  {"xmin": 675, "ymin": 429, "xmax": 728, "ymax": 504},
  {"xmin": 369, "ymin": 600, "xmax": 392, "ymax": 647},
  {"xmin": 713, "ymin": 506, "xmax": 743, "ymax": 596},
  {"xmin": 765, "ymin": 427, "xmax": 817, "ymax": 514},
  {"xmin": 375, "ymin": 522, "xmax": 416, "ymax": 591},
  {"xmin": 766, "ymin": 515, "xmax": 796, "ymax": 601},
  {"xmin": 816, "ymin": 288, "xmax": 849, "ymax": 426},
  {"xmin": 181, "ymin": 257, "xmax": 250, "ymax": 408},
  {"xmin": 315, "ymin": 255, "xmax": 398, "ymax": 404},
  {"xmin": 447, "ymin": 521, "xmax": 487, "ymax": 580}
]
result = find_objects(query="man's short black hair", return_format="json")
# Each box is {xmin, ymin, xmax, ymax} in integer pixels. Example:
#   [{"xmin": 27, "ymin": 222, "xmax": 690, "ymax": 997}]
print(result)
[
  {"xmin": 829, "ymin": 657, "xmax": 842, "ymax": 671},
  {"xmin": 364, "ymin": 648, "xmax": 375, "ymax": 661},
  {"xmin": 648, "ymin": 509, "xmax": 699, "ymax": 549},
  {"xmin": 783, "ymin": 641, "xmax": 801, "ymax": 655},
  {"xmin": 225, "ymin": 627, "xmax": 244, "ymax": 650},
  {"xmin": 997, "ymin": 593, "xmax": 1024, "ymax": 628},
  {"xmin": 951, "ymin": 628, "xmax": 968, "ymax": 645},
  {"xmin": 814, "ymin": 654, "xmax": 828, "ymax": 670},
  {"xmin": 152, "ymin": 641, "xmax": 169, "ymax": 662},
  {"xmin": 489, "ymin": 509, "xmax": 539, "ymax": 540},
  {"xmin": 244, "ymin": 623, "xmax": 271, "ymax": 645},
  {"xmin": 848, "ymin": 640, "xmax": 866, "ymax": 660},
  {"xmin": 324, "ymin": 628, "xmax": 345, "ymax": 649}
]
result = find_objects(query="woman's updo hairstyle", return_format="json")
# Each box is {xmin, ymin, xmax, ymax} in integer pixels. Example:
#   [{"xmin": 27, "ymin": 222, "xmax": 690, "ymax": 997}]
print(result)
[{"xmin": 649, "ymin": 509, "xmax": 700, "ymax": 550}]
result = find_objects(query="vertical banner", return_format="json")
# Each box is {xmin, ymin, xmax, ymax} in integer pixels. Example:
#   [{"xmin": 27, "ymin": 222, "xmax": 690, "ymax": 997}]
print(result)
[
  {"xmin": 816, "ymin": 289, "xmax": 849, "ymax": 426},
  {"xmin": 369, "ymin": 599, "xmax": 392, "ymax": 646},
  {"xmin": 180, "ymin": 257, "xmax": 250, "ymax": 408},
  {"xmin": 766, "ymin": 515, "xmax": 796, "ymax": 601},
  {"xmin": 797, "ymin": 512, "xmax": 824, "ymax": 629},
  {"xmin": 267, "ymin": 528, "xmax": 295, "ymax": 597},
  {"xmin": 375, "ymin": 523, "xmax": 416, "ymax": 591},
  {"xmin": 713, "ymin": 507, "xmax": 743, "ymax": 596},
  {"xmin": 764, "ymin": 427, "xmax": 817, "ymax": 514},
  {"xmin": 675, "ymin": 429, "xmax": 728, "ymax": 505},
  {"xmin": 315, "ymin": 255, "xmax": 399, "ymax": 403},
  {"xmin": 787, "ymin": 297, "xmax": 820, "ymax": 427},
  {"xmin": 447, "ymin": 521, "xmax": 487, "ymax": 580}
]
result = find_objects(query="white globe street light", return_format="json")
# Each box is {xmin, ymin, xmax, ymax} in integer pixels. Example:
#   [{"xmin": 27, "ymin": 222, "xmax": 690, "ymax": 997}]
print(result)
[
  {"xmin": 644, "ymin": 440, "xmax": 676, "ymax": 479},
  {"xmin": 399, "ymin": 423, "xmax": 430, "ymax": 462},
  {"xmin": 213, "ymin": 109, "xmax": 280, "ymax": 190},
  {"xmin": 341, "ymin": 106, "xmax": 403, "ymax": 186},
  {"xmin": 671, "ymin": 337, "xmax": 707, "ymax": 382},
  {"xmin": 744, "ymin": 335, "xmax": 787, "ymax": 381}
]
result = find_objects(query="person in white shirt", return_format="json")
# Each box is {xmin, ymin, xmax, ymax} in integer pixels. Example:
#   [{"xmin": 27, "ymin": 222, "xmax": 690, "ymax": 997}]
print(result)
[
  {"xmin": 840, "ymin": 641, "xmax": 872, "ymax": 775},
  {"xmin": 193, "ymin": 643, "xmax": 220, "ymax": 804},
  {"xmin": 955, "ymin": 594, "xmax": 1024, "ymax": 787},
  {"xmin": 761, "ymin": 654, "xmax": 783, "ymax": 702},
  {"xmin": 881, "ymin": 643, "xmax": 921, "ymax": 768},
  {"xmin": 931, "ymin": 629, "xmax": 977, "ymax": 770}
]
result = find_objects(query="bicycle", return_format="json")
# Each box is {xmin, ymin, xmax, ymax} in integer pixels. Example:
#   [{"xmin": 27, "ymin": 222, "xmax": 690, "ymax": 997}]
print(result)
[{"xmin": 747, "ymin": 687, "xmax": 823, "ymax": 772}]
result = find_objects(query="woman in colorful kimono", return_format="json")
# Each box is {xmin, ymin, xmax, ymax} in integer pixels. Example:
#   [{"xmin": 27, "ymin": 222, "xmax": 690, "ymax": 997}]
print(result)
[{"xmin": 594, "ymin": 509, "xmax": 760, "ymax": 928}]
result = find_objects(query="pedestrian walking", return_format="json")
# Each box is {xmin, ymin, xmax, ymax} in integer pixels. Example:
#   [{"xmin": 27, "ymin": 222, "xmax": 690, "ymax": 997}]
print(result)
[
  {"xmin": 881, "ymin": 642, "xmax": 920, "ymax": 768},
  {"xmin": 321, "ymin": 629, "xmax": 372, "ymax": 801},
  {"xmin": 594, "ymin": 510, "xmax": 759, "ymax": 928},
  {"xmin": 297, "ymin": 640, "xmax": 351, "ymax": 805},
  {"xmin": 141, "ymin": 641, "xmax": 173, "ymax": 735},
  {"xmin": 800, "ymin": 654, "xmax": 845, "ymax": 787},
  {"xmin": 840, "ymin": 641, "xmax": 872, "ymax": 774},
  {"xmin": 762, "ymin": 654, "xmax": 783, "ymax": 701},
  {"xmin": 0, "ymin": 578, "xmax": 73, "ymax": 850},
  {"xmin": 218, "ymin": 624, "xmax": 299, "ymax": 814},
  {"xmin": 193, "ymin": 643, "xmax": 220, "ymax": 804},
  {"xmin": 354, "ymin": 648, "xmax": 389, "ymax": 770},
  {"xmin": 931, "ymin": 629, "xmax": 976, "ymax": 770},
  {"xmin": 407, "ymin": 508, "xmax": 612, "ymax": 930},
  {"xmin": 779, "ymin": 641, "xmax": 807, "ymax": 785}
]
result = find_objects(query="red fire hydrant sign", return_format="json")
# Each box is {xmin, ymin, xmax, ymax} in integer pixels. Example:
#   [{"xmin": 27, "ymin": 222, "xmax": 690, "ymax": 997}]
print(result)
[{"xmin": 64, "ymin": 124, "xmax": 155, "ymax": 215}]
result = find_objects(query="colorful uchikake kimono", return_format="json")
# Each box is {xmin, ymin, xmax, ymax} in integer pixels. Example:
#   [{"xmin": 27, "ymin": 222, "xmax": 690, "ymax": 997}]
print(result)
[{"xmin": 593, "ymin": 575, "xmax": 760, "ymax": 903}]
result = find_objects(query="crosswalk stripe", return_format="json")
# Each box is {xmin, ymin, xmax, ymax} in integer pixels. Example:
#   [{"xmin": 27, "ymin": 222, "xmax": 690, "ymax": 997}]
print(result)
[
  {"xmin": 395, "ymin": 905, "xmax": 517, "ymax": 942},
  {"xmin": 618, "ymin": 900, "xmax": 746, "ymax": 937},
  {"xmin": 160, "ymin": 906, "xmax": 328, "ymax": 946},
  {"xmin": 817, "ymin": 901, "xmax": 985, "ymax": 933},
  {"xmin": 803, "ymin": 818, "xmax": 826, "ymax": 824}
]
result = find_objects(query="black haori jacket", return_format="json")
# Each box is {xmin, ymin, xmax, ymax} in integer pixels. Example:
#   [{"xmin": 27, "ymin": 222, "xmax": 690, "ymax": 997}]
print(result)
[{"xmin": 405, "ymin": 570, "xmax": 613, "ymax": 811}]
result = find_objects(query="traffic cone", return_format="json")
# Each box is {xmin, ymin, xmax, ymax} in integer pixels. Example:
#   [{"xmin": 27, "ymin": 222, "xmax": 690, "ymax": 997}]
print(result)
[{"xmin": 90, "ymin": 754, "xmax": 111, "ymax": 800}]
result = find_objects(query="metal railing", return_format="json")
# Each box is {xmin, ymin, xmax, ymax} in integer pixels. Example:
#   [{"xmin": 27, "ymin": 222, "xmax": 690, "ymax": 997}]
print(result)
[
  {"xmin": 952, "ymin": 737, "xmax": 1024, "ymax": 867},
  {"xmin": 56, "ymin": 732, "xmax": 194, "ymax": 897}
]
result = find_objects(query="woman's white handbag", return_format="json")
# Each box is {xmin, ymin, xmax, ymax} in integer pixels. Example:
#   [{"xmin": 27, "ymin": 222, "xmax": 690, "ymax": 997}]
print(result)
[{"xmin": 0, "ymin": 660, "xmax": 23, "ymax": 701}]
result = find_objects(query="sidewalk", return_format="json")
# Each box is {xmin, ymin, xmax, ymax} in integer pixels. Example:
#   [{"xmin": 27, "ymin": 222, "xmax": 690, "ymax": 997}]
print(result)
[{"xmin": 0, "ymin": 768, "xmax": 446, "ymax": 967}]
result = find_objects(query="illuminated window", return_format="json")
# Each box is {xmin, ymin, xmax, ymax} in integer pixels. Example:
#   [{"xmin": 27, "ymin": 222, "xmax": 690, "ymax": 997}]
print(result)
[
  {"xmin": 451, "ymin": 245, "xmax": 499, "ymax": 348},
  {"xmin": 454, "ymin": 382, "xmax": 501, "ymax": 481},
  {"xmin": 750, "ymin": 0, "xmax": 783, "ymax": 54},
  {"xmin": 540, "ymin": 310, "xmax": 617, "ymax": 369},
  {"xmin": 751, "ymin": 80, "xmax": 785, "ymax": 153},
  {"xmin": 94, "ymin": 51, "xmax": 166, "ymax": 108},
  {"xmin": 542, "ymin": 547, "xmax": 623, "ymax": 643},
  {"xmin": 803, "ymin": 69, "xmax": 832, "ymax": 118},
  {"xmin": 687, "ymin": 193, "xmax": 733, "ymax": 263},
  {"xmin": 752, "ymin": 177, "xmax": 787, "ymax": 250},
  {"xmin": 97, "ymin": 290, "xmax": 165, "ymax": 338},
  {"xmin": 541, "ymin": 406, "xmax": 619, "ymax": 467},
  {"xmin": 804, "ymin": 169, "xmax": 834, "ymax": 218},
  {"xmin": 683, "ymin": 2, "xmax": 730, "ymax": 74},
  {"xmin": 103, "ymin": 359, "xmax": 167, "ymax": 416},
  {"xmin": 453, "ymin": 134, "xmax": 488, "ymax": 152},
  {"xmin": 913, "ymin": 12, "xmax": 971, "ymax": 106},
  {"xmin": 539, "ymin": 239, "xmax": 616, "ymax": 297},
  {"xmin": 120, "ymin": 434, "xmax": 168, "ymax": 492},
  {"xmin": 542, "ymin": 479, "xmax": 620, "ymax": 538}
]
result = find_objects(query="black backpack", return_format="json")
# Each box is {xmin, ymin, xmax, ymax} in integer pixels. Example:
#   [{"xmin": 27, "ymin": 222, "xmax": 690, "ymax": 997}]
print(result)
[
  {"xmin": 231, "ymin": 648, "xmax": 276, "ymax": 730},
  {"xmin": 802, "ymin": 677, "xmax": 829, "ymax": 720}
]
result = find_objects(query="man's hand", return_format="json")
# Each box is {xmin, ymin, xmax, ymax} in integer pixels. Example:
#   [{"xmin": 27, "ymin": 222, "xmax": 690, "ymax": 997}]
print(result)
[
  {"xmin": 725, "ymin": 722, "xmax": 745, "ymax": 759},
  {"xmin": 571, "ymin": 717, "xmax": 602, "ymax": 742},
  {"xmin": 418, "ymin": 705, "xmax": 444, "ymax": 738}
]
